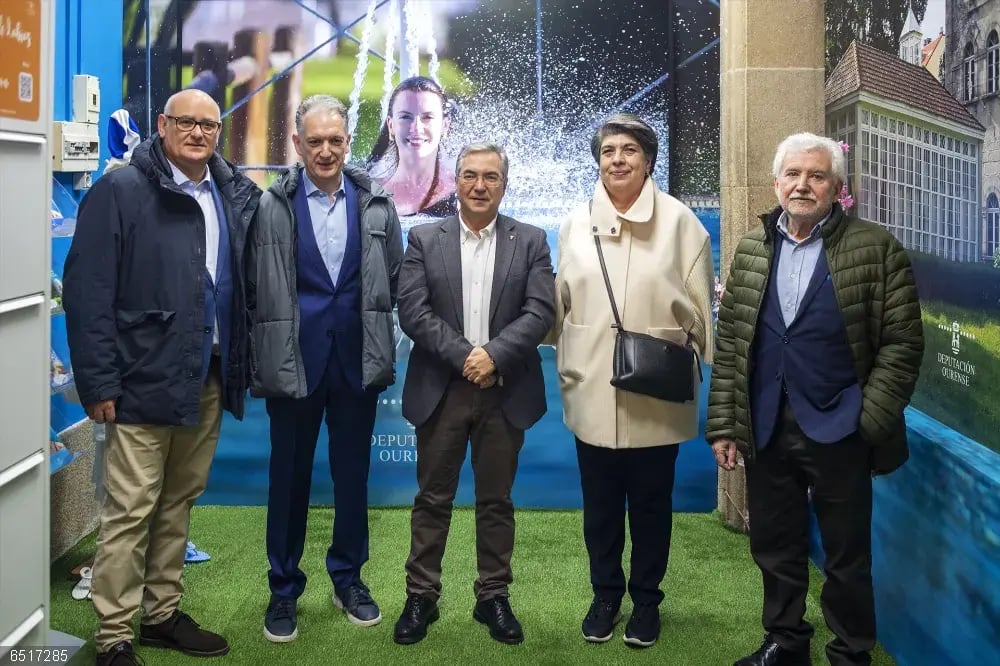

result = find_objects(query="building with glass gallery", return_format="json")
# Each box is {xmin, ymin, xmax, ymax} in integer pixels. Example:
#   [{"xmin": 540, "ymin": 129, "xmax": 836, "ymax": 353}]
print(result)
[{"xmin": 826, "ymin": 40, "xmax": 985, "ymax": 263}]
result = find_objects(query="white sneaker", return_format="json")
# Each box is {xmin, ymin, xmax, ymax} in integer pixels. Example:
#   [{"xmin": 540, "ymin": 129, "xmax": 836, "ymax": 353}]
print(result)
[{"xmin": 71, "ymin": 567, "xmax": 92, "ymax": 600}]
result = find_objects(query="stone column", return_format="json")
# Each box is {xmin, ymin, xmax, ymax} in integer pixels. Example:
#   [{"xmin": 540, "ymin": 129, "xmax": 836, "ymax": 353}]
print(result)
[{"xmin": 717, "ymin": 0, "xmax": 826, "ymax": 531}]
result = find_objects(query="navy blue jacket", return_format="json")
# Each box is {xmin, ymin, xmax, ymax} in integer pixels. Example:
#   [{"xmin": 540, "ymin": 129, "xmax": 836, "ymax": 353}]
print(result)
[
  {"xmin": 63, "ymin": 137, "xmax": 261, "ymax": 425},
  {"xmin": 293, "ymin": 173, "xmax": 364, "ymax": 394},
  {"xmin": 750, "ymin": 240, "xmax": 862, "ymax": 448}
]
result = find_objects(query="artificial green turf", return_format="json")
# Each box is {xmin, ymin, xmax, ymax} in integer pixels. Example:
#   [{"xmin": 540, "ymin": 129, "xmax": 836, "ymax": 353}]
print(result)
[{"xmin": 51, "ymin": 508, "xmax": 895, "ymax": 665}]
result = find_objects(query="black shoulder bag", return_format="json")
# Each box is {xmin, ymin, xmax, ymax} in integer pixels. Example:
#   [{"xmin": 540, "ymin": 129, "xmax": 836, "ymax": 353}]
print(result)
[{"xmin": 594, "ymin": 235, "xmax": 701, "ymax": 403}]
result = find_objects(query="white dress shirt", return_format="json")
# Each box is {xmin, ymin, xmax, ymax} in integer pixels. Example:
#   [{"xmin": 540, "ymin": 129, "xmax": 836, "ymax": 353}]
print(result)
[
  {"xmin": 459, "ymin": 215, "xmax": 497, "ymax": 347},
  {"xmin": 169, "ymin": 160, "xmax": 220, "ymax": 345}
]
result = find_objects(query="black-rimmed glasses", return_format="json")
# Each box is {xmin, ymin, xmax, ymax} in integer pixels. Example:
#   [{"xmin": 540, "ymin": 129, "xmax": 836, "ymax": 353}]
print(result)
[{"xmin": 166, "ymin": 115, "xmax": 222, "ymax": 135}]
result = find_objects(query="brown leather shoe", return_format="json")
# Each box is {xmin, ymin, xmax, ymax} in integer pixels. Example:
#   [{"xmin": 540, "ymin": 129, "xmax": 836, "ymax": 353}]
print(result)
[{"xmin": 139, "ymin": 610, "xmax": 229, "ymax": 657}]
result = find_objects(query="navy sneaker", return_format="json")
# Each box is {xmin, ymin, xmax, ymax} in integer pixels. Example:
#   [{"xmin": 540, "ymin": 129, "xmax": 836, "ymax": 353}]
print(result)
[
  {"xmin": 623, "ymin": 603, "xmax": 661, "ymax": 648},
  {"xmin": 581, "ymin": 595, "xmax": 622, "ymax": 643},
  {"xmin": 333, "ymin": 582, "xmax": 382, "ymax": 626},
  {"xmin": 263, "ymin": 595, "xmax": 298, "ymax": 643}
]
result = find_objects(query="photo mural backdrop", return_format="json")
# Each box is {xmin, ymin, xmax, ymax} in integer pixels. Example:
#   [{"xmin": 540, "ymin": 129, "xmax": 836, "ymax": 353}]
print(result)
[
  {"xmin": 824, "ymin": 0, "xmax": 1000, "ymax": 455},
  {"xmin": 121, "ymin": 0, "xmax": 722, "ymax": 509},
  {"xmin": 822, "ymin": 2, "xmax": 1000, "ymax": 663}
]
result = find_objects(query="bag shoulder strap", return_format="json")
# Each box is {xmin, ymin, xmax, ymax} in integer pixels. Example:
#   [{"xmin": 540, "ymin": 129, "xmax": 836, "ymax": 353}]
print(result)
[{"xmin": 590, "ymin": 200, "xmax": 623, "ymax": 330}]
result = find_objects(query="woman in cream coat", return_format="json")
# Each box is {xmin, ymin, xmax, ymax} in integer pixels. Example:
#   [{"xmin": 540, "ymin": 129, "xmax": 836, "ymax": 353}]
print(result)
[{"xmin": 551, "ymin": 114, "xmax": 714, "ymax": 648}]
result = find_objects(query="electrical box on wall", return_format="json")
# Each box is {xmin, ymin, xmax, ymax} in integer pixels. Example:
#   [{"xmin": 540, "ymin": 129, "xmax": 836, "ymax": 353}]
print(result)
[
  {"xmin": 72, "ymin": 75, "xmax": 100, "ymax": 124},
  {"xmin": 52, "ymin": 122, "xmax": 99, "ymax": 172}
]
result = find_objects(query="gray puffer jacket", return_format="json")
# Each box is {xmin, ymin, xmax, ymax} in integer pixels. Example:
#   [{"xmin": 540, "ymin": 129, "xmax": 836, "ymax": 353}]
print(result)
[{"xmin": 246, "ymin": 162, "xmax": 403, "ymax": 397}]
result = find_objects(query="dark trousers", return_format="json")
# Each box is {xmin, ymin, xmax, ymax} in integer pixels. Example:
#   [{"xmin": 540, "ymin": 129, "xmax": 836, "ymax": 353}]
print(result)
[
  {"xmin": 405, "ymin": 380, "xmax": 524, "ymax": 602},
  {"xmin": 575, "ymin": 439, "xmax": 679, "ymax": 607},
  {"xmin": 265, "ymin": 370, "xmax": 379, "ymax": 599},
  {"xmin": 747, "ymin": 399, "xmax": 875, "ymax": 666}
]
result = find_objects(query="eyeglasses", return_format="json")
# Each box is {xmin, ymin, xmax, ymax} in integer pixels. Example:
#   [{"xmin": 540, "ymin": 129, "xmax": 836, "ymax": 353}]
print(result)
[
  {"xmin": 459, "ymin": 171, "xmax": 504, "ymax": 186},
  {"xmin": 166, "ymin": 115, "xmax": 222, "ymax": 135}
]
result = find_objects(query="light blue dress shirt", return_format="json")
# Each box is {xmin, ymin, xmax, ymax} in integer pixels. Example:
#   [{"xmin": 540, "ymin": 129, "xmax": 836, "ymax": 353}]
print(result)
[
  {"xmin": 774, "ymin": 210, "xmax": 830, "ymax": 327},
  {"xmin": 302, "ymin": 172, "xmax": 348, "ymax": 286},
  {"xmin": 168, "ymin": 160, "xmax": 221, "ymax": 344}
]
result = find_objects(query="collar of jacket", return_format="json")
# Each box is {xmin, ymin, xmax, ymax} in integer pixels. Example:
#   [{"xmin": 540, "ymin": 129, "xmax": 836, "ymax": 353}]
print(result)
[
  {"xmin": 270, "ymin": 162, "xmax": 391, "ymax": 201},
  {"xmin": 758, "ymin": 202, "xmax": 848, "ymax": 244},
  {"xmin": 590, "ymin": 175, "xmax": 657, "ymax": 237},
  {"xmin": 130, "ymin": 136, "xmax": 253, "ymax": 199},
  {"xmin": 440, "ymin": 213, "xmax": 514, "ymax": 235}
]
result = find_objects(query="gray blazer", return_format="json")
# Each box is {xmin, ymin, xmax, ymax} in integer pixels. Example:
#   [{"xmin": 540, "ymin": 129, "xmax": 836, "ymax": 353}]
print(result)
[{"xmin": 398, "ymin": 214, "xmax": 556, "ymax": 429}]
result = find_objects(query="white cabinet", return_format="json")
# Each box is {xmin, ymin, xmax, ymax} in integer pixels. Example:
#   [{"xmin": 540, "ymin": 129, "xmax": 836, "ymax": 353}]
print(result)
[
  {"xmin": 0, "ymin": 299, "xmax": 48, "ymax": 472},
  {"xmin": 0, "ymin": 133, "xmax": 50, "ymax": 302},
  {"xmin": 0, "ymin": 0, "xmax": 53, "ymax": 654}
]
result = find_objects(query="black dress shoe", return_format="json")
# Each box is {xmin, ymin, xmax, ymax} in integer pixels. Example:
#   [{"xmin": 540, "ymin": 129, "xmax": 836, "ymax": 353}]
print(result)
[
  {"xmin": 393, "ymin": 593, "xmax": 439, "ymax": 645},
  {"xmin": 734, "ymin": 635, "xmax": 812, "ymax": 666},
  {"xmin": 473, "ymin": 596, "xmax": 524, "ymax": 645},
  {"xmin": 95, "ymin": 641, "xmax": 144, "ymax": 666},
  {"xmin": 139, "ymin": 610, "xmax": 229, "ymax": 657}
]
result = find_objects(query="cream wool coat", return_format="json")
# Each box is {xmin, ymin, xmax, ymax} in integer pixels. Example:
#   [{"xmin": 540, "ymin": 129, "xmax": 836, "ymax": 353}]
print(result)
[{"xmin": 551, "ymin": 177, "xmax": 714, "ymax": 448}]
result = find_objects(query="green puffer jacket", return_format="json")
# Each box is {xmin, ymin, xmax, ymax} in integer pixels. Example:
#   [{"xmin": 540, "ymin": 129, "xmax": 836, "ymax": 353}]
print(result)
[{"xmin": 706, "ymin": 204, "xmax": 924, "ymax": 474}]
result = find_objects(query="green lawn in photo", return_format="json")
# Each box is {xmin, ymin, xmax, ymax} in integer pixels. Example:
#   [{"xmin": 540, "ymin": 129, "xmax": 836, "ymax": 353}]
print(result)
[
  {"xmin": 51, "ymin": 507, "xmax": 895, "ymax": 665},
  {"xmin": 300, "ymin": 41, "xmax": 474, "ymax": 157},
  {"xmin": 912, "ymin": 299, "xmax": 1000, "ymax": 454}
]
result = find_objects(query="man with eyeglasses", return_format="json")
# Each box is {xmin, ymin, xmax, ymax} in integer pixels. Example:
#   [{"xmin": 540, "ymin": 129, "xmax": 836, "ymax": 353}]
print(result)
[
  {"xmin": 392, "ymin": 143, "xmax": 555, "ymax": 645},
  {"xmin": 246, "ymin": 95, "xmax": 403, "ymax": 643},
  {"xmin": 64, "ymin": 89, "xmax": 261, "ymax": 666}
]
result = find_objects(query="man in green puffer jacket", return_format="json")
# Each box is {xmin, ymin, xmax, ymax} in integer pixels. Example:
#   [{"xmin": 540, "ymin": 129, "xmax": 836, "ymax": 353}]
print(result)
[{"xmin": 707, "ymin": 133, "xmax": 923, "ymax": 666}]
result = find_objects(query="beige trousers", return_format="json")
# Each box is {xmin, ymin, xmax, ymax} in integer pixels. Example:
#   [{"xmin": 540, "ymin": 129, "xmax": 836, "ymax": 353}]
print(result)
[{"xmin": 91, "ymin": 366, "xmax": 222, "ymax": 651}]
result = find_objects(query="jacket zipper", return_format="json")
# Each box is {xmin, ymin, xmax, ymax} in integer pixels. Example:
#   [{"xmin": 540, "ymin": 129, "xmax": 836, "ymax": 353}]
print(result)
[{"xmin": 279, "ymin": 186, "xmax": 309, "ymax": 399}]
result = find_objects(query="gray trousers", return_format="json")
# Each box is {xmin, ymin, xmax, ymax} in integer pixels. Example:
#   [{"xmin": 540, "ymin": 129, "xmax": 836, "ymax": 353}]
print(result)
[{"xmin": 404, "ymin": 379, "xmax": 524, "ymax": 602}]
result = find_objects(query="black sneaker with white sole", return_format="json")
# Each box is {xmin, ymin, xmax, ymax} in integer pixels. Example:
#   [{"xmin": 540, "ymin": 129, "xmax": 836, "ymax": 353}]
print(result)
[
  {"xmin": 581, "ymin": 595, "xmax": 622, "ymax": 643},
  {"xmin": 623, "ymin": 603, "xmax": 660, "ymax": 648}
]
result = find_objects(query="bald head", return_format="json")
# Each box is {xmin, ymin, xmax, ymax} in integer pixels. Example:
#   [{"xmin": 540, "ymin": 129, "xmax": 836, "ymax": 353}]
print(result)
[
  {"xmin": 157, "ymin": 88, "xmax": 223, "ymax": 181},
  {"xmin": 164, "ymin": 89, "xmax": 220, "ymax": 118}
]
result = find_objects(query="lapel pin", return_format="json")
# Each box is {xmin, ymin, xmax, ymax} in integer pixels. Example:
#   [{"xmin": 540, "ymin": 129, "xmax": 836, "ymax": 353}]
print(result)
[{"xmin": 509, "ymin": 234, "xmax": 514, "ymax": 240}]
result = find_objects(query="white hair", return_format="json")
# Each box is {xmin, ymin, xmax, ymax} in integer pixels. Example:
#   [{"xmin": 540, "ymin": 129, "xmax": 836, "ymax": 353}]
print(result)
[{"xmin": 772, "ymin": 132, "xmax": 846, "ymax": 184}]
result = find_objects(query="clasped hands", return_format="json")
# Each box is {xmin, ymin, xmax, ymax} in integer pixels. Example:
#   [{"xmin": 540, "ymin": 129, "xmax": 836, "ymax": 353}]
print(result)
[{"xmin": 463, "ymin": 347, "xmax": 497, "ymax": 388}]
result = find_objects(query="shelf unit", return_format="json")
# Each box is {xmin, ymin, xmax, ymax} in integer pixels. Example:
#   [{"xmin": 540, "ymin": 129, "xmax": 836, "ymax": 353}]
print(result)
[{"xmin": 0, "ymin": 0, "xmax": 54, "ymax": 654}]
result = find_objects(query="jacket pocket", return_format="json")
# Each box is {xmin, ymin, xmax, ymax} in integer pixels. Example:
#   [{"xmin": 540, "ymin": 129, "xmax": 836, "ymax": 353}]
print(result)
[
  {"xmin": 114, "ymin": 309, "xmax": 177, "ymax": 377},
  {"xmin": 115, "ymin": 309, "xmax": 176, "ymax": 329},
  {"xmin": 250, "ymin": 320, "xmax": 300, "ymax": 397},
  {"xmin": 557, "ymin": 320, "xmax": 590, "ymax": 383},
  {"xmin": 362, "ymin": 310, "xmax": 395, "ymax": 388}
]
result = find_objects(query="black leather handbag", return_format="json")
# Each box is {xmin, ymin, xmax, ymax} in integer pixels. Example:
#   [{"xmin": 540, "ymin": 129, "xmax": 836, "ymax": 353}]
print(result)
[{"xmin": 594, "ymin": 236, "xmax": 701, "ymax": 403}]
